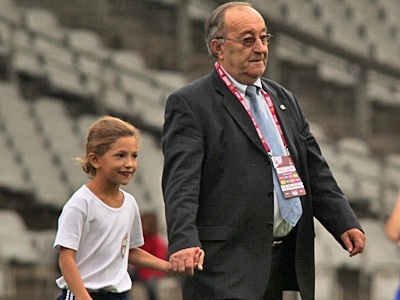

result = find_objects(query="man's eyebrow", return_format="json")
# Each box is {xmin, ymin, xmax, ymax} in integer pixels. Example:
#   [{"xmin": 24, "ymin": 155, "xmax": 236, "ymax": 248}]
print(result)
[{"xmin": 240, "ymin": 28, "xmax": 267, "ymax": 36}]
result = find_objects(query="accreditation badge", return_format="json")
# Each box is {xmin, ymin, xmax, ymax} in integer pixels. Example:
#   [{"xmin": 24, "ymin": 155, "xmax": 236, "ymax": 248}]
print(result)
[{"xmin": 271, "ymin": 155, "xmax": 306, "ymax": 199}]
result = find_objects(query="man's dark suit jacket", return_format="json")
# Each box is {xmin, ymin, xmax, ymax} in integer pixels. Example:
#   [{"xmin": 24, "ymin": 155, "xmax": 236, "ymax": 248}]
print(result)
[{"xmin": 162, "ymin": 69, "xmax": 362, "ymax": 300}]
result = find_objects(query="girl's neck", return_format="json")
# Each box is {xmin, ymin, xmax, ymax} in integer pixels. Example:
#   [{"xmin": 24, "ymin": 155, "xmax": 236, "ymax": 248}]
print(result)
[{"xmin": 86, "ymin": 180, "xmax": 124, "ymax": 208}]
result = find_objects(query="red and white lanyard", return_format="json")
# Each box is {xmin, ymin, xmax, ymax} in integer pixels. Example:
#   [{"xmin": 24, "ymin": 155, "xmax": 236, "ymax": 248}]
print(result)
[{"xmin": 215, "ymin": 62, "xmax": 287, "ymax": 155}]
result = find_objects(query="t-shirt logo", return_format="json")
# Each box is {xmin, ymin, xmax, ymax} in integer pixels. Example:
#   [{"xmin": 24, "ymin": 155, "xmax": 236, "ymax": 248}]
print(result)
[{"xmin": 121, "ymin": 233, "xmax": 128, "ymax": 258}]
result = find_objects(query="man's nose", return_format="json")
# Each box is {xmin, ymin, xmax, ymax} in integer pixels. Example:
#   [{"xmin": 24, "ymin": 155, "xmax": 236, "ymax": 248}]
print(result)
[{"xmin": 253, "ymin": 38, "xmax": 267, "ymax": 51}]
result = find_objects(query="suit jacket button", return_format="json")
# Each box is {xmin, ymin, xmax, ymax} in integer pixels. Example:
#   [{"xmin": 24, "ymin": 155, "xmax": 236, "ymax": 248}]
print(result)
[
  {"xmin": 268, "ymin": 192, "xmax": 274, "ymax": 197},
  {"xmin": 267, "ymin": 222, "xmax": 273, "ymax": 228}
]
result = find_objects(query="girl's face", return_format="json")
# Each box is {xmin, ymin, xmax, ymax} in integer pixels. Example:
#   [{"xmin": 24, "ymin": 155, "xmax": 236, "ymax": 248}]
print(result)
[{"xmin": 91, "ymin": 136, "xmax": 138, "ymax": 187}]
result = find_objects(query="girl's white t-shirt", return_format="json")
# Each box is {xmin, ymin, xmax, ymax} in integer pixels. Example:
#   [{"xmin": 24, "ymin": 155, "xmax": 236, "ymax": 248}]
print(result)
[{"xmin": 53, "ymin": 185, "xmax": 144, "ymax": 292}]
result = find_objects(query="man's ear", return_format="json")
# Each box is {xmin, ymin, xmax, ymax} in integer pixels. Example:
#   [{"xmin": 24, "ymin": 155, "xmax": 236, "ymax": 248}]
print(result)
[
  {"xmin": 211, "ymin": 39, "xmax": 223, "ymax": 59},
  {"xmin": 88, "ymin": 152, "xmax": 100, "ymax": 169}
]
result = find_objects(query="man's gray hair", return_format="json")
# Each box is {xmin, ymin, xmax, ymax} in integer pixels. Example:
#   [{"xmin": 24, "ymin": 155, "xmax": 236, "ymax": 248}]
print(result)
[{"xmin": 204, "ymin": 2, "xmax": 252, "ymax": 58}]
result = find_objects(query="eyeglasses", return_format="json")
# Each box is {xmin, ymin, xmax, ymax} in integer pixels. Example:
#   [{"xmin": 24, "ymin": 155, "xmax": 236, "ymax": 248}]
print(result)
[{"xmin": 216, "ymin": 34, "xmax": 273, "ymax": 47}]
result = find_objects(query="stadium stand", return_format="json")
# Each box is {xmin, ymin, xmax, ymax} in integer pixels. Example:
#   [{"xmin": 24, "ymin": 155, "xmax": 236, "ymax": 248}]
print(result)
[
  {"xmin": 0, "ymin": 210, "xmax": 41, "ymax": 298},
  {"xmin": 336, "ymin": 138, "xmax": 383, "ymax": 215},
  {"xmin": 358, "ymin": 218, "xmax": 400, "ymax": 300},
  {"xmin": 314, "ymin": 219, "xmax": 363, "ymax": 300},
  {"xmin": 0, "ymin": 0, "xmax": 399, "ymax": 298}
]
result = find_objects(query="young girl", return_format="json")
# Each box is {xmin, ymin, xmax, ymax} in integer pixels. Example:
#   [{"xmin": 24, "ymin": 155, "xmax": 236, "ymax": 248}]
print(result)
[{"xmin": 54, "ymin": 116, "xmax": 181, "ymax": 300}]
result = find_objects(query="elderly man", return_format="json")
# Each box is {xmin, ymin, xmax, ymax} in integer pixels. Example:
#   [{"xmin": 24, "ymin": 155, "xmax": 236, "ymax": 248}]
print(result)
[{"xmin": 162, "ymin": 2, "xmax": 366, "ymax": 299}]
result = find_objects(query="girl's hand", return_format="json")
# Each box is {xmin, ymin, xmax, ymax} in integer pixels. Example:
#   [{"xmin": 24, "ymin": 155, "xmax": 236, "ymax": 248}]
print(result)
[
  {"xmin": 194, "ymin": 247, "xmax": 205, "ymax": 271},
  {"xmin": 169, "ymin": 247, "xmax": 205, "ymax": 276}
]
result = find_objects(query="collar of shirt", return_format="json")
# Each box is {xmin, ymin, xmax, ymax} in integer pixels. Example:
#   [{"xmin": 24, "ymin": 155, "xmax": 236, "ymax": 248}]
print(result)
[{"xmin": 221, "ymin": 66, "xmax": 262, "ymax": 99}]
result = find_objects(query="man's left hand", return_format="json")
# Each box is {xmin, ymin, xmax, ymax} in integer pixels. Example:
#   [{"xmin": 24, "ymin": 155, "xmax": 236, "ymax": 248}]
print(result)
[{"xmin": 341, "ymin": 228, "xmax": 366, "ymax": 257}]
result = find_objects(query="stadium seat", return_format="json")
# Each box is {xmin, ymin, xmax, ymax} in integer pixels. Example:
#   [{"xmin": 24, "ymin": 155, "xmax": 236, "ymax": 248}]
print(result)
[
  {"xmin": 378, "ymin": 0, "xmax": 400, "ymax": 31},
  {"xmin": 105, "ymin": 49, "xmax": 167, "ymax": 113},
  {"xmin": 316, "ymin": 139, "xmax": 360, "ymax": 202},
  {"xmin": 366, "ymin": 71, "xmax": 400, "ymax": 105},
  {"xmin": 32, "ymin": 97, "xmax": 88, "ymax": 191},
  {"xmin": 75, "ymin": 114, "xmax": 100, "ymax": 142},
  {"xmin": 311, "ymin": 0, "xmax": 371, "ymax": 57},
  {"xmin": 0, "ymin": 0, "xmax": 22, "ymax": 25},
  {"xmin": 254, "ymin": 0, "xmax": 289, "ymax": 20},
  {"xmin": 75, "ymin": 51, "xmax": 107, "ymax": 88},
  {"xmin": 31, "ymin": 229, "xmax": 58, "ymax": 296},
  {"xmin": 102, "ymin": 87, "xmax": 135, "ymax": 116},
  {"xmin": 0, "ymin": 132, "xmax": 32, "ymax": 194},
  {"xmin": 33, "ymin": 36, "xmax": 71, "ymax": 67},
  {"xmin": 0, "ymin": 21, "xmax": 13, "ymax": 78},
  {"xmin": 314, "ymin": 218, "xmax": 360, "ymax": 299},
  {"xmin": 135, "ymin": 132, "xmax": 164, "ymax": 195},
  {"xmin": 65, "ymin": 28, "xmax": 108, "ymax": 59},
  {"xmin": 346, "ymin": 0, "xmax": 379, "ymax": 26},
  {"xmin": 108, "ymin": 49, "xmax": 147, "ymax": 74},
  {"xmin": 151, "ymin": 70, "xmax": 187, "ymax": 96},
  {"xmin": 336, "ymin": 137, "xmax": 382, "ymax": 213},
  {"xmin": 0, "ymin": 209, "xmax": 38, "ymax": 264},
  {"xmin": 32, "ymin": 96, "xmax": 80, "ymax": 154},
  {"xmin": 54, "ymin": 29, "xmax": 109, "ymax": 99},
  {"xmin": 132, "ymin": 97, "xmax": 165, "ymax": 130},
  {"xmin": 188, "ymin": 0, "xmax": 215, "ymax": 21},
  {"xmin": 283, "ymin": 0, "xmax": 327, "ymax": 38},
  {"xmin": 21, "ymin": 7, "xmax": 64, "ymax": 40},
  {"xmin": 0, "ymin": 209, "xmax": 40, "ymax": 297},
  {"xmin": 308, "ymin": 47, "xmax": 358, "ymax": 88},
  {"xmin": 272, "ymin": 34, "xmax": 315, "ymax": 67},
  {"xmin": 12, "ymin": 48, "xmax": 44, "ymax": 78},
  {"xmin": 11, "ymin": 28, "xmax": 46, "ymax": 87},
  {"xmin": 0, "ymin": 86, "xmax": 72, "ymax": 207},
  {"xmin": 45, "ymin": 63, "xmax": 98, "ymax": 101},
  {"xmin": 358, "ymin": 218, "xmax": 400, "ymax": 299}
]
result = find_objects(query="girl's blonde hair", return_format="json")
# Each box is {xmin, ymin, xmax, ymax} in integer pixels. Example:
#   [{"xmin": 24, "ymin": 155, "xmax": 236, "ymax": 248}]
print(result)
[{"xmin": 77, "ymin": 116, "xmax": 140, "ymax": 178}]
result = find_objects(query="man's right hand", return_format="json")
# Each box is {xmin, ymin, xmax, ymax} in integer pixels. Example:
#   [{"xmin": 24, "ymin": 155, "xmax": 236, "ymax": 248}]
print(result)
[{"xmin": 169, "ymin": 247, "xmax": 205, "ymax": 276}]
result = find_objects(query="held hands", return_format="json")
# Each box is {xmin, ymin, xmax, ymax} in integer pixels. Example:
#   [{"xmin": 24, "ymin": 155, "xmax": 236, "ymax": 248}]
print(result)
[
  {"xmin": 169, "ymin": 247, "xmax": 205, "ymax": 276},
  {"xmin": 341, "ymin": 228, "xmax": 366, "ymax": 257}
]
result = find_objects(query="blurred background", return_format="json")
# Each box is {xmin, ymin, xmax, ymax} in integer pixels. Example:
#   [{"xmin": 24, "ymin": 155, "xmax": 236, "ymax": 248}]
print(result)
[{"xmin": 0, "ymin": 0, "xmax": 399, "ymax": 299}]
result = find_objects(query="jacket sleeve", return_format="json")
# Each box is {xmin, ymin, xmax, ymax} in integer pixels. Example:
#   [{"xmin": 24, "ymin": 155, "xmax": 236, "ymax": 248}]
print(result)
[
  {"xmin": 289, "ymin": 88, "xmax": 363, "ymax": 245},
  {"xmin": 161, "ymin": 91, "xmax": 204, "ymax": 256}
]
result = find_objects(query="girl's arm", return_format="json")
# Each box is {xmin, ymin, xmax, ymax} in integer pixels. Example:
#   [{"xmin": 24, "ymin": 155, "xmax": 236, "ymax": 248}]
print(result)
[
  {"xmin": 129, "ymin": 247, "xmax": 204, "ymax": 276},
  {"xmin": 386, "ymin": 193, "xmax": 400, "ymax": 244},
  {"xmin": 59, "ymin": 247, "xmax": 92, "ymax": 300},
  {"xmin": 128, "ymin": 248, "xmax": 170, "ymax": 273}
]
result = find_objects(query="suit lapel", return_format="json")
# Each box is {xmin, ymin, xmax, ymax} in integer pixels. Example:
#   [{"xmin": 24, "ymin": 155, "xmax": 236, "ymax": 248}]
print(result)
[
  {"xmin": 213, "ymin": 71, "xmax": 299, "ymax": 160},
  {"xmin": 213, "ymin": 72, "xmax": 268, "ymax": 156},
  {"xmin": 262, "ymin": 81, "xmax": 299, "ymax": 163}
]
